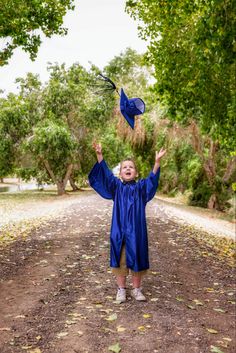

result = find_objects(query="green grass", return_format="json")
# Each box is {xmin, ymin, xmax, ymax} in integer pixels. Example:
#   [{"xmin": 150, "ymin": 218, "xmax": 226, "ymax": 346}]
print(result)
[{"xmin": 0, "ymin": 189, "xmax": 58, "ymax": 202}]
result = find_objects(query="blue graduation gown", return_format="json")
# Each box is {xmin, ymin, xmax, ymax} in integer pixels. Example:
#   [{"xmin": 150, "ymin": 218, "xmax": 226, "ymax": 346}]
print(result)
[{"xmin": 88, "ymin": 159, "xmax": 160, "ymax": 272}]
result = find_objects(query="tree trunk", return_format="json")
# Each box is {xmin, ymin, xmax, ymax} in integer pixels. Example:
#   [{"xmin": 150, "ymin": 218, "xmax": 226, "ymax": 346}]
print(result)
[
  {"xmin": 0, "ymin": 178, "xmax": 3, "ymax": 183},
  {"xmin": 207, "ymin": 193, "xmax": 219, "ymax": 209},
  {"xmin": 56, "ymin": 181, "xmax": 66, "ymax": 196},
  {"xmin": 42, "ymin": 159, "xmax": 74, "ymax": 196},
  {"xmin": 69, "ymin": 176, "xmax": 79, "ymax": 191}
]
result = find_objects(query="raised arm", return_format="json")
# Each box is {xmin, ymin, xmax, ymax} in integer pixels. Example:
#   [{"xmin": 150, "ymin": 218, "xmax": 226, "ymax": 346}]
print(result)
[
  {"xmin": 89, "ymin": 141, "xmax": 118, "ymax": 200},
  {"xmin": 140, "ymin": 147, "xmax": 167, "ymax": 203},
  {"xmin": 153, "ymin": 147, "xmax": 167, "ymax": 174},
  {"xmin": 93, "ymin": 141, "xmax": 103, "ymax": 163}
]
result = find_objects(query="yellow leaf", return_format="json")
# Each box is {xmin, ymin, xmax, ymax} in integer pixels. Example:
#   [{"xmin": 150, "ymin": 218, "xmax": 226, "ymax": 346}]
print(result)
[
  {"xmin": 21, "ymin": 346, "xmax": 33, "ymax": 350},
  {"xmin": 29, "ymin": 349, "xmax": 42, "ymax": 353},
  {"xmin": 207, "ymin": 328, "xmax": 218, "ymax": 334},
  {"xmin": 176, "ymin": 296, "xmax": 184, "ymax": 302},
  {"xmin": 138, "ymin": 326, "xmax": 145, "ymax": 330},
  {"xmin": 213, "ymin": 308, "xmax": 226, "ymax": 313},
  {"xmin": 193, "ymin": 299, "xmax": 204, "ymax": 306},
  {"xmin": 117, "ymin": 325, "xmax": 126, "ymax": 332},
  {"xmin": 143, "ymin": 314, "xmax": 151, "ymax": 318},
  {"xmin": 206, "ymin": 288, "xmax": 215, "ymax": 292}
]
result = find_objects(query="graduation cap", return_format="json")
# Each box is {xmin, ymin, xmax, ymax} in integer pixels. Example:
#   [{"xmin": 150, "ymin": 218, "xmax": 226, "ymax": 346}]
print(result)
[
  {"xmin": 120, "ymin": 88, "xmax": 145, "ymax": 129},
  {"xmin": 92, "ymin": 73, "xmax": 146, "ymax": 129}
]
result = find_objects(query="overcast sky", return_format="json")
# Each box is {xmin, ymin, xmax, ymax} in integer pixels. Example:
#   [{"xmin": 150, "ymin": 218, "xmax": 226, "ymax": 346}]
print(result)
[{"xmin": 0, "ymin": 0, "xmax": 147, "ymax": 96}]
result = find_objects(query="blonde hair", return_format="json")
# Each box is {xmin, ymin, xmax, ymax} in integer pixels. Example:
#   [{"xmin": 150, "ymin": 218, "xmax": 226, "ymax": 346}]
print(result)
[{"xmin": 120, "ymin": 158, "xmax": 137, "ymax": 172}]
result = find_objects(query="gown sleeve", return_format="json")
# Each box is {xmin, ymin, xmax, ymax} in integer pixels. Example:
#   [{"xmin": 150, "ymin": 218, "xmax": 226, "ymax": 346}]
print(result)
[
  {"xmin": 88, "ymin": 159, "xmax": 118, "ymax": 200},
  {"xmin": 140, "ymin": 167, "xmax": 161, "ymax": 203}
]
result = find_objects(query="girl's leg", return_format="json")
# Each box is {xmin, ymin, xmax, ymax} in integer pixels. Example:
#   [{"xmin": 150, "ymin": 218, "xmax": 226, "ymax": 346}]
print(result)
[
  {"xmin": 116, "ymin": 275, "xmax": 126, "ymax": 288},
  {"xmin": 132, "ymin": 275, "xmax": 141, "ymax": 288}
]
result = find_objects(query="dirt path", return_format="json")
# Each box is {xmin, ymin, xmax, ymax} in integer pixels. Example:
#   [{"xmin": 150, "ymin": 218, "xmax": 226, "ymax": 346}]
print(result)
[{"xmin": 0, "ymin": 192, "xmax": 235, "ymax": 353}]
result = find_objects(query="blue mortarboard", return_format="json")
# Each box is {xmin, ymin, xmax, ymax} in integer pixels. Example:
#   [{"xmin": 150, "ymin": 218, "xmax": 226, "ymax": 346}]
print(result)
[
  {"xmin": 92, "ymin": 74, "xmax": 146, "ymax": 129},
  {"xmin": 120, "ymin": 88, "xmax": 145, "ymax": 129}
]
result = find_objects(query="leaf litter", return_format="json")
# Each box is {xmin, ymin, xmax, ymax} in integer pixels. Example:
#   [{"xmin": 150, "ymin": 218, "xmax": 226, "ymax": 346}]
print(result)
[{"xmin": 0, "ymin": 193, "xmax": 235, "ymax": 353}]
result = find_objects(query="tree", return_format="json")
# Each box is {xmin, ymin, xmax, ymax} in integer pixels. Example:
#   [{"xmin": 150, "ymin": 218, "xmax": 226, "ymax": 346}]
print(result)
[
  {"xmin": 24, "ymin": 120, "xmax": 78, "ymax": 195},
  {"xmin": 126, "ymin": 0, "xmax": 236, "ymax": 150},
  {"xmin": 0, "ymin": 89, "xmax": 38, "ymax": 178},
  {"xmin": 0, "ymin": 0, "xmax": 75, "ymax": 65}
]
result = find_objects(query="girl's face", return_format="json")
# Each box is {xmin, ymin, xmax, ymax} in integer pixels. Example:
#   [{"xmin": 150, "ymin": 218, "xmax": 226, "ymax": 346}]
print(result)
[{"xmin": 119, "ymin": 160, "xmax": 138, "ymax": 182}]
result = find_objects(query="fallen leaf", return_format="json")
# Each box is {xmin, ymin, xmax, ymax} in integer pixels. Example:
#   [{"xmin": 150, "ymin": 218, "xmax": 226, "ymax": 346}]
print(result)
[
  {"xmin": 213, "ymin": 308, "xmax": 226, "ymax": 313},
  {"xmin": 29, "ymin": 349, "xmax": 42, "ymax": 353},
  {"xmin": 187, "ymin": 305, "xmax": 196, "ymax": 310},
  {"xmin": 143, "ymin": 314, "xmax": 151, "ymax": 318},
  {"xmin": 216, "ymin": 340, "xmax": 228, "ymax": 348},
  {"xmin": 15, "ymin": 315, "xmax": 26, "ymax": 318},
  {"xmin": 116, "ymin": 325, "xmax": 126, "ymax": 332},
  {"xmin": 206, "ymin": 288, "xmax": 215, "ymax": 292},
  {"xmin": 138, "ymin": 326, "xmax": 146, "ymax": 331},
  {"xmin": 207, "ymin": 328, "xmax": 218, "ymax": 334},
  {"xmin": 105, "ymin": 313, "xmax": 118, "ymax": 321},
  {"xmin": 176, "ymin": 296, "xmax": 184, "ymax": 302},
  {"xmin": 193, "ymin": 299, "xmax": 204, "ymax": 306},
  {"xmin": 65, "ymin": 320, "xmax": 77, "ymax": 325},
  {"xmin": 210, "ymin": 346, "xmax": 225, "ymax": 353},
  {"xmin": 150, "ymin": 298, "xmax": 159, "ymax": 302},
  {"xmin": 0, "ymin": 327, "xmax": 11, "ymax": 331},
  {"xmin": 56, "ymin": 332, "xmax": 68, "ymax": 338},
  {"xmin": 108, "ymin": 342, "xmax": 121, "ymax": 353},
  {"xmin": 103, "ymin": 327, "xmax": 115, "ymax": 333}
]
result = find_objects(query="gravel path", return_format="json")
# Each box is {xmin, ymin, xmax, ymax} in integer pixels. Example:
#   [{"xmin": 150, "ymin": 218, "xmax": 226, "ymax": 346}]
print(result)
[
  {"xmin": 155, "ymin": 198, "xmax": 235, "ymax": 240},
  {"xmin": 0, "ymin": 193, "xmax": 235, "ymax": 353}
]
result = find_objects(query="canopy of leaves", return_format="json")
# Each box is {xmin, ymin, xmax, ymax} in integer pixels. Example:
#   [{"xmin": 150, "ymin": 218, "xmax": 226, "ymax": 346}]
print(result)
[
  {"xmin": 126, "ymin": 0, "xmax": 236, "ymax": 150},
  {"xmin": 0, "ymin": 0, "xmax": 75, "ymax": 65},
  {"xmin": 25, "ymin": 119, "xmax": 78, "ymax": 178}
]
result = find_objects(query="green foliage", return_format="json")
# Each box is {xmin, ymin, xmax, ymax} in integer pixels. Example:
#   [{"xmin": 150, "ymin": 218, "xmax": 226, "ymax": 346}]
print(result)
[
  {"xmin": 25, "ymin": 120, "xmax": 78, "ymax": 178},
  {"xmin": 0, "ymin": 134, "xmax": 15, "ymax": 177},
  {"xmin": 0, "ymin": 93, "xmax": 31, "ymax": 177},
  {"xmin": 100, "ymin": 126, "xmax": 133, "ymax": 168},
  {"xmin": 126, "ymin": 0, "xmax": 236, "ymax": 150},
  {"xmin": 0, "ymin": 0, "xmax": 75, "ymax": 65},
  {"xmin": 189, "ymin": 181, "xmax": 213, "ymax": 208}
]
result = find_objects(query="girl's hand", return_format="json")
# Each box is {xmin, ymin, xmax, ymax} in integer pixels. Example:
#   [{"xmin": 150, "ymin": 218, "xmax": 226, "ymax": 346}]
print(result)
[
  {"xmin": 92, "ymin": 141, "xmax": 102, "ymax": 155},
  {"xmin": 155, "ymin": 147, "xmax": 167, "ymax": 162}
]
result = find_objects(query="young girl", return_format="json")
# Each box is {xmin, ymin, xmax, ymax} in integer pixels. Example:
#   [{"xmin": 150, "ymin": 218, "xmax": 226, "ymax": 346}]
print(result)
[{"xmin": 88, "ymin": 142, "xmax": 166, "ymax": 302}]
